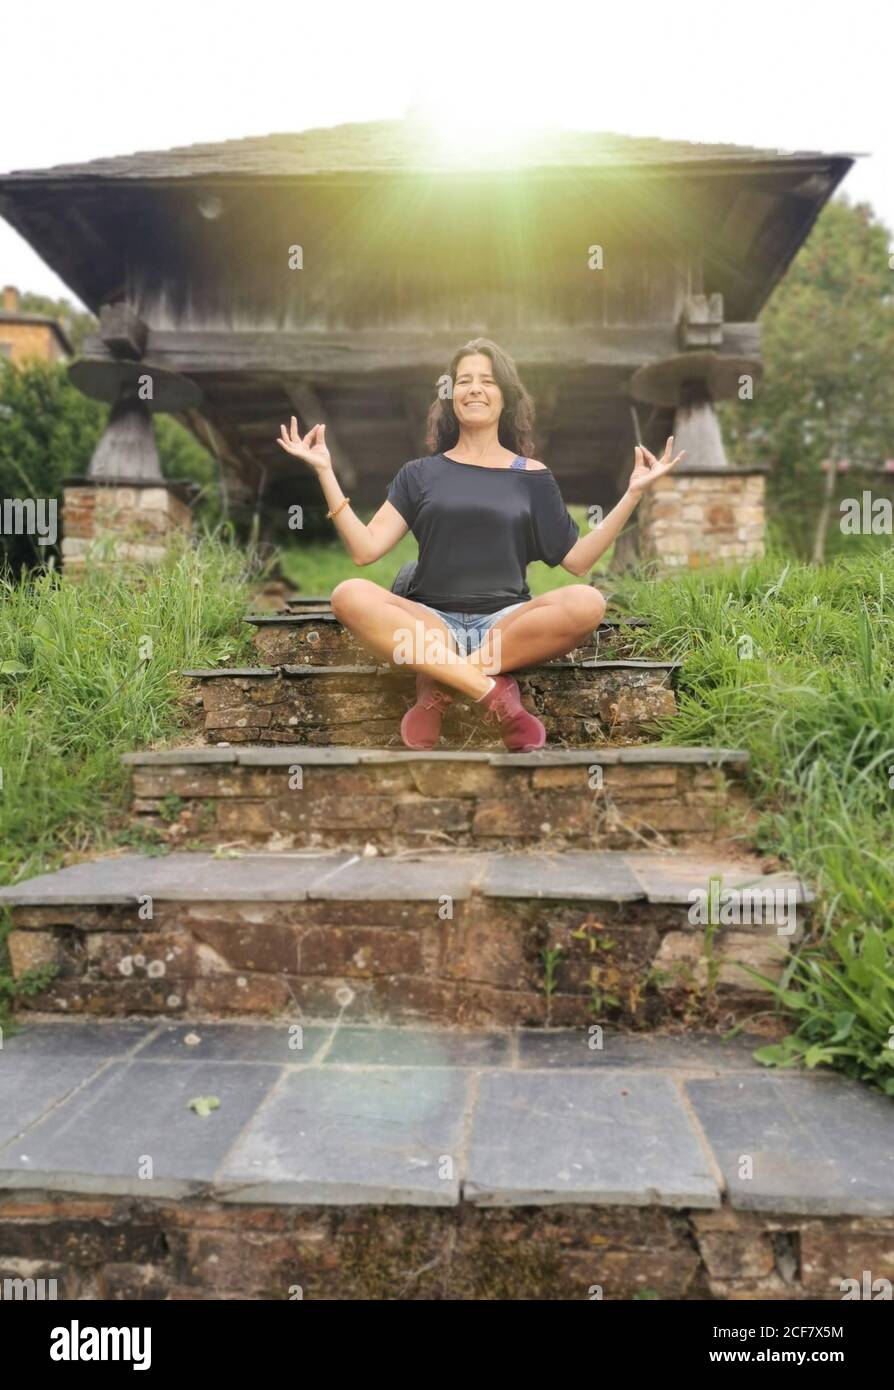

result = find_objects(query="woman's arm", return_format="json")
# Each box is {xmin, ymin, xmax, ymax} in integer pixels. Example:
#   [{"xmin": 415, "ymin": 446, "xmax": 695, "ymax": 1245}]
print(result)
[
  {"xmin": 276, "ymin": 418, "xmax": 408, "ymax": 564},
  {"xmin": 559, "ymin": 436, "xmax": 686, "ymax": 575}
]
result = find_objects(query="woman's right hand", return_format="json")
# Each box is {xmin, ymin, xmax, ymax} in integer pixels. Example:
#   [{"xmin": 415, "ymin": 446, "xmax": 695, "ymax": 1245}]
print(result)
[{"xmin": 276, "ymin": 418, "xmax": 332, "ymax": 474}]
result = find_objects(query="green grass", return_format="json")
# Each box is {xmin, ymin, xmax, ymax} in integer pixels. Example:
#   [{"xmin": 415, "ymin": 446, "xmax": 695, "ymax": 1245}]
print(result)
[
  {"xmin": 613, "ymin": 545, "xmax": 894, "ymax": 1093},
  {"xmin": 0, "ymin": 532, "xmax": 258, "ymax": 1023}
]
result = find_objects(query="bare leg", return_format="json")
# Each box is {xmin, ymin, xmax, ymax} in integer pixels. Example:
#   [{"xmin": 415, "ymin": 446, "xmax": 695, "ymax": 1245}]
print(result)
[
  {"xmin": 330, "ymin": 578, "xmax": 494, "ymax": 699},
  {"xmin": 482, "ymin": 585, "xmax": 607, "ymax": 674}
]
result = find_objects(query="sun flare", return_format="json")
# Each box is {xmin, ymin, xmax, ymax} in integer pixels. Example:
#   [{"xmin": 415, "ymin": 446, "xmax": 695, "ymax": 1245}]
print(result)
[{"xmin": 407, "ymin": 98, "xmax": 546, "ymax": 168}]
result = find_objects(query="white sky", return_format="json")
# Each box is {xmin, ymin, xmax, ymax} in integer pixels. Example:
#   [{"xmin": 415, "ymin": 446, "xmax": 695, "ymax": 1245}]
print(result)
[{"xmin": 2, "ymin": 0, "xmax": 892, "ymax": 308}]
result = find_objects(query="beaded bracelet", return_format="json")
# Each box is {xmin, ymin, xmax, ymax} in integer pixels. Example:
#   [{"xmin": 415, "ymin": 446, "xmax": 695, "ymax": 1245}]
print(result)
[{"xmin": 326, "ymin": 497, "xmax": 351, "ymax": 521}]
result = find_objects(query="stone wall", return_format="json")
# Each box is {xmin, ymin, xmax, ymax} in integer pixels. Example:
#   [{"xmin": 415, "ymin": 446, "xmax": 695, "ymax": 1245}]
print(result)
[
  {"xmin": 8, "ymin": 891, "xmax": 794, "ymax": 1029},
  {"xmin": 190, "ymin": 664, "xmax": 679, "ymax": 747},
  {"xmin": 130, "ymin": 754, "xmax": 749, "ymax": 853},
  {"xmin": 638, "ymin": 469, "xmax": 766, "ymax": 569},
  {"xmin": 1, "ymin": 1192, "xmax": 889, "ymax": 1299},
  {"xmin": 247, "ymin": 617, "xmax": 638, "ymax": 668},
  {"xmin": 62, "ymin": 484, "xmax": 192, "ymax": 573}
]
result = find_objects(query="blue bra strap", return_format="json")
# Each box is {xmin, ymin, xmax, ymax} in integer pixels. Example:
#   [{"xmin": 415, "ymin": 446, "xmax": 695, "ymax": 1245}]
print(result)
[{"xmin": 510, "ymin": 455, "xmax": 527, "ymax": 470}]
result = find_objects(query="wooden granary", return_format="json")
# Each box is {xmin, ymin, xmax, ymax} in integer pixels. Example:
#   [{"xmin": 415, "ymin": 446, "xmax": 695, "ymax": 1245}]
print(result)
[{"xmin": 0, "ymin": 118, "xmax": 856, "ymax": 563}]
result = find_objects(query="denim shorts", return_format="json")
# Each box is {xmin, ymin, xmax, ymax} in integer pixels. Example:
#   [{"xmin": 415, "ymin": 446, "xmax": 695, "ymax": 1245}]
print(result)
[{"xmin": 416, "ymin": 601, "xmax": 526, "ymax": 656}]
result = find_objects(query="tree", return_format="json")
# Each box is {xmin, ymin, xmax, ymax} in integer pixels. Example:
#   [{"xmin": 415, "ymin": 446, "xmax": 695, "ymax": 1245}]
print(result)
[{"xmin": 719, "ymin": 197, "xmax": 894, "ymax": 560}]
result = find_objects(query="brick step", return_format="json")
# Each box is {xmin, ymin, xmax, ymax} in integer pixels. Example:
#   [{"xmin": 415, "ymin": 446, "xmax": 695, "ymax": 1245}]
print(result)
[
  {"xmin": 184, "ymin": 659, "xmax": 680, "ymax": 747},
  {"xmin": 0, "ymin": 849, "xmax": 811, "ymax": 1029},
  {"xmin": 1, "ymin": 1018, "xmax": 891, "ymax": 1299},
  {"xmin": 124, "ymin": 745, "xmax": 750, "ymax": 853},
  {"xmin": 246, "ymin": 611, "xmax": 648, "ymax": 667}
]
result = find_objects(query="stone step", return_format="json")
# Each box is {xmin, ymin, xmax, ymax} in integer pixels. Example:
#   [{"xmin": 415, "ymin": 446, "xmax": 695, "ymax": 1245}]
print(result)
[
  {"xmin": 246, "ymin": 612, "xmax": 648, "ymax": 667},
  {"xmin": 184, "ymin": 659, "xmax": 681, "ymax": 746},
  {"xmin": 284, "ymin": 593, "xmax": 337, "ymax": 610},
  {"xmin": 0, "ymin": 849, "xmax": 811, "ymax": 1029},
  {"xmin": 282, "ymin": 596, "xmax": 648, "ymax": 621},
  {"xmin": 0, "ymin": 1019, "xmax": 891, "ymax": 1299},
  {"xmin": 124, "ymin": 744, "xmax": 751, "ymax": 853}
]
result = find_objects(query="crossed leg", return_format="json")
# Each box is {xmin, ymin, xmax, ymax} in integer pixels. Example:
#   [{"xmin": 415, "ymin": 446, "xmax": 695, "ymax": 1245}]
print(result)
[
  {"xmin": 330, "ymin": 579, "xmax": 488, "ymax": 697},
  {"xmin": 483, "ymin": 585, "xmax": 607, "ymax": 673},
  {"xmin": 329, "ymin": 579, "xmax": 606, "ymax": 698}
]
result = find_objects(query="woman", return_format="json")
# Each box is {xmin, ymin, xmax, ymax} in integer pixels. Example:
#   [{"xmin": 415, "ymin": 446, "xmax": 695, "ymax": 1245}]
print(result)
[{"xmin": 277, "ymin": 337, "xmax": 684, "ymax": 752}]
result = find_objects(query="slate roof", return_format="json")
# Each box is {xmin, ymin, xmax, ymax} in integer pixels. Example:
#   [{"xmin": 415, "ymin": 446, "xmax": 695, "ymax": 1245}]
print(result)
[{"xmin": 0, "ymin": 117, "xmax": 862, "ymax": 181}]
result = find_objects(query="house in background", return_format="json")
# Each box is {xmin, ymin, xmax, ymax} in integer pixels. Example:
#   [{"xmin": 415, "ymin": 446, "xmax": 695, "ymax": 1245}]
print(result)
[
  {"xmin": 0, "ymin": 285, "xmax": 72, "ymax": 364},
  {"xmin": 0, "ymin": 119, "xmax": 858, "ymax": 569}
]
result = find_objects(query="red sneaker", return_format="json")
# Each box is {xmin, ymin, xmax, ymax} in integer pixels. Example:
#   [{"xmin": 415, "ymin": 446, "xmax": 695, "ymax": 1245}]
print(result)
[
  {"xmin": 400, "ymin": 673, "xmax": 454, "ymax": 749},
  {"xmin": 479, "ymin": 675, "xmax": 546, "ymax": 752}
]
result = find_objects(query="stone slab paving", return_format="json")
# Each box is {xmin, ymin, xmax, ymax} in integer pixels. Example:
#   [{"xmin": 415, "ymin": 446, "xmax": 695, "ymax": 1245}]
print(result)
[
  {"xmin": 0, "ymin": 1020, "xmax": 890, "ymax": 1213},
  {"xmin": 0, "ymin": 1057, "xmax": 280, "ymax": 1199},
  {"xmin": 0, "ymin": 849, "xmax": 809, "ymax": 907},
  {"xmin": 181, "ymin": 668, "xmax": 278, "ymax": 678},
  {"xmin": 305, "ymin": 854, "xmax": 482, "ymax": 901},
  {"xmin": 122, "ymin": 747, "xmax": 241, "ymax": 766},
  {"xmin": 0, "ymin": 1053, "xmax": 116, "ymax": 1149},
  {"xmin": 138, "ymin": 1022, "xmax": 332, "ymax": 1065},
  {"xmin": 123, "ymin": 744, "xmax": 749, "ymax": 769},
  {"xmin": 244, "ymin": 614, "xmax": 648, "ymax": 628},
  {"xmin": 516, "ymin": 1029, "xmax": 781, "ymax": 1072},
  {"xmin": 623, "ymin": 852, "xmax": 814, "ymax": 905},
  {"xmin": 477, "ymin": 851, "xmax": 648, "ymax": 901},
  {"xmin": 183, "ymin": 660, "xmax": 681, "ymax": 679},
  {"xmin": 246, "ymin": 612, "xmax": 342, "ymax": 623},
  {"xmin": 321, "ymin": 1025, "xmax": 511, "ymax": 1069},
  {"xmin": 464, "ymin": 1071, "xmax": 719, "ymax": 1207},
  {"xmin": 0, "ymin": 1020, "xmax": 152, "ymax": 1057},
  {"xmin": 237, "ymin": 746, "xmax": 366, "ymax": 765},
  {"xmin": 0, "ymin": 852, "xmax": 353, "ymax": 905},
  {"xmin": 216, "ymin": 1067, "xmax": 470, "ymax": 1205},
  {"xmin": 686, "ymin": 1074, "xmax": 894, "ymax": 1217},
  {"xmin": 612, "ymin": 746, "xmax": 748, "ymax": 765}
]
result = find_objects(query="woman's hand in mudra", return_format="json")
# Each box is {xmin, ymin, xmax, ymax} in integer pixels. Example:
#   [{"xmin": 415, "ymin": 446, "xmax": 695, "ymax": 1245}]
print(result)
[
  {"xmin": 276, "ymin": 418, "xmax": 332, "ymax": 474},
  {"xmin": 627, "ymin": 436, "xmax": 686, "ymax": 494}
]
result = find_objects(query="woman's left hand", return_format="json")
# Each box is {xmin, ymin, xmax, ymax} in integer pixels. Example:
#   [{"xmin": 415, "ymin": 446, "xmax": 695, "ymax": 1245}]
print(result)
[{"xmin": 627, "ymin": 436, "xmax": 686, "ymax": 494}]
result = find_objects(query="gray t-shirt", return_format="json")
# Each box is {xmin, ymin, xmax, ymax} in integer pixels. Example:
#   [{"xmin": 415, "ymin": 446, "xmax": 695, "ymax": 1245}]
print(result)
[{"xmin": 386, "ymin": 453, "xmax": 580, "ymax": 614}]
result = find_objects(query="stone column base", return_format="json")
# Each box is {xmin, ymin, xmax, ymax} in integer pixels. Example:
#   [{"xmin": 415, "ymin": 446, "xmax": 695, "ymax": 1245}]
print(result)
[
  {"xmin": 637, "ymin": 467, "xmax": 768, "ymax": 570},
  {"xmin": 61, "ymin": 481, "xmax": 193, "ymax": 575}
]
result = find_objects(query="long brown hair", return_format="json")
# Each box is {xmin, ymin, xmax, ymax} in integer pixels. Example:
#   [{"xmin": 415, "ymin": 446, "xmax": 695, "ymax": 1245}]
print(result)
[{"xmin": 425, "ymin": 338, "xmax": 536, "ymax": 457}]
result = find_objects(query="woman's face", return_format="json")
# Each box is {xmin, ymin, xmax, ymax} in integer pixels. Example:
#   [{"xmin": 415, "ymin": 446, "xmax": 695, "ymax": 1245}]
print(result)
[{"xmin": 452, "ymin": 353, "xmax": 504, "ymax": 429}]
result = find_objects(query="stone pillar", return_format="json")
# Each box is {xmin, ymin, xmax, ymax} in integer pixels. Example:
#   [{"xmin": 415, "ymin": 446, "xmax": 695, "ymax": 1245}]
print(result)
[
  {"xmin": 630, "ymin": 345, "xmax": 766, "ymax": 569},
  {"xmin": 637, "ymin": 466, "xmax": 768, "ymax": 569},
  {"xmin": 61, "ymin": 480, "xmax": 194, "ymax": 575},
  {"xmin": 63, "ymin": 352, "xmax": 202, "ymax": 574}
]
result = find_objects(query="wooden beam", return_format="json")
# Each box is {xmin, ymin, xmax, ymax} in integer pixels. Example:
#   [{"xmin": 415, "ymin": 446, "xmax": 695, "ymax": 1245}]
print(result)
[
  {"xmin": 80, "ymin": 324, "xmax": 761, "ymax": 380},
  {"xmin": 99, "ymin": 303, "xmax": 148, "ymax": 359},
  {"xmin": 678, "ymin": 294, "xmax": 724, "ymax": 350},
  {"xmin": 283, "ymin": 378, "xmax": 357, "ymax": 487}
]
